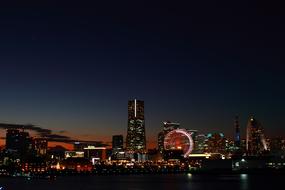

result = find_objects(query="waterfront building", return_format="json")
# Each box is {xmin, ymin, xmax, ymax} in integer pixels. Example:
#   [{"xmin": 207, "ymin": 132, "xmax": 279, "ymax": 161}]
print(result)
[
  {"xmin": 83, "ymin": 146, "xmax": 107, "ymax": 161},
  {"xmin": 33, "ymin": 138, "xmax": 48, "ymax": 156},
  {"xmin": 73, "ymin": 141, "xmax": 102, "ymax": 151},
  {"xmin": 6, "ymin": 129, "xmax": 33, "ymax": 157},
  {"xmin": 61, "ymin": 157, "xmax": 93, "ymax": 172},
  {"xmin": 234, "ymin": 115, "xmax": 241, "ymax": 149},
  {"xmin": 194, "ymin": 134, "xmax": 207, "ymax": 154},
  {"xmin": 126, "ymin": 99, "xmax": 146, "ymax": 152},
  {"xmin": 157, "ymin": 121, "xmax": 180, "ymax": 153},
  {"xmin": 246, "ymin": 116, "xmax": 268, "ymax": 155},
  {"xmin": 206, "ymin": 133, "xmax": 227, "ymax": 154},
  {"xmin": 64, "ymin": 151, "xmax": 85, "ymax": 158},
  {"xmin": 21, "ymin": 156, "xmax": 48, "ymax": 173}
]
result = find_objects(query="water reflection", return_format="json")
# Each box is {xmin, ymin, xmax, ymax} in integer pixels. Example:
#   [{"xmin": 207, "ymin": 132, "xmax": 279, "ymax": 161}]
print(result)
[
  {"xmin": 240, "ymin": 174, "xmax": 248, "ymax": 190},
  {"xmin": 0, "ymin": 174, "xmax": 282, "ymax": 190},
  {"xmin": 187, "ymin": 173, "xmax": 192, "ymax": 179},
  {"xmin": 240, "ymin": 174, "xmax": 248, "ymax": 180}
]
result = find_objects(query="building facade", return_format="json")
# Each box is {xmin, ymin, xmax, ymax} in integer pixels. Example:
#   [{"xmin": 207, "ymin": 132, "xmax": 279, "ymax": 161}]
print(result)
[
  {"xmin": 234, "ymin": 115, "xmax": 241, "ymax": 149},
  {"xmin": 6, "ymin": 129, "xmax": 33, "ymax": 157},
  {"xmin": 205, "ymin": 133, "xmax": 227, "ymax": 154},
  {"xmin": 33, "ymin": 138, "xmax": 48, "ymax": 156},
  {"xmin": 246, "ymin": 116, "xmax": 268, "ymax": 155},
  {"xmin": 157, "ymin": 131, "xmax": 164, "ymax": 153},
  {"xmin": 126, "ymin": 99, "xmax": 146, "ymax": 152},
  {"xmin": 194, "ymin": 134, "xmax": 207, "ymax": 153},
  {"xmin": 157, "ymin": 121, "xmax": 180, "ymax": 153},
  {"xmin": 6, "ymin": 129, "xmax": 21, "ymax": 151},
  {"xmin": 112, "ymin": 135, "xmax": 124, "ymax": 152}
]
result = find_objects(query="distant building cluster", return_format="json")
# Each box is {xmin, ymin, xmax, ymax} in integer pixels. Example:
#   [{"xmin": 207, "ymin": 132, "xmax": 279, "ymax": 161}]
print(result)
[
  {"xmin": 5, "ymin": 128, "xmax": 47, "ymax": 158},
  {"xmin": 155, "ymin": 115, "xmax": 274, "ymax": 161},
  {"xmin": 0, "ymin": 99, "xmax": 285, "ymax": 176}
]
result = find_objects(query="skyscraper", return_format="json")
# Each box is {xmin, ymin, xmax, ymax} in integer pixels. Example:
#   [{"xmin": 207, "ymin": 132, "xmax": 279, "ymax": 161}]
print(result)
[
  {"xmin": 234, "ymin": 115, "xmax": 241, "ymax": 149},
  {"xmin": 126, "ymin": 99, "xmax": 146, "ymax": 152},
  {"xmin": 246, "ymin": 116, "xmax": 268, "ymax": 155}
]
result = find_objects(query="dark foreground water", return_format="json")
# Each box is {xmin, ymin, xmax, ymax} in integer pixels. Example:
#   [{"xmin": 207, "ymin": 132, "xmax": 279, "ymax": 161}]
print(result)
[{"xmin": 0, "ymin": 174, "xmax": 283, "ymax": 190}]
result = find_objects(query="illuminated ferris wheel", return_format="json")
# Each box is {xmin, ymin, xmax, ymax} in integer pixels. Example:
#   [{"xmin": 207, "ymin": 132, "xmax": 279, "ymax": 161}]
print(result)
[{"xmin": 164, "ymin": 129, "xmax": 194, "ymax": 157}]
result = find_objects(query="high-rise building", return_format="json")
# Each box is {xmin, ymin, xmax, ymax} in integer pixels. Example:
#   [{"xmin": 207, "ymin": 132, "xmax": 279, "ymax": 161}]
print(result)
[
  {"xmin": 194, "ymin": 134, "xmax": 207, "ymax": 153},
  {"xmin": 205, "ymin": 133, "xmax": 227, "ymax": 154},
  {"xmin": 246, "ymin": 116, "xmax": 268, "ymax": 155},
  {"xmin": 157, "ymin": 121, "xmax": 180, "ymax": 153},
  {"xmin": 234, "ymin": 116, "xmax": 241, "ymax": 149},
  {"xmin": 33, "ymin": 138, "xmax": 48, "ymax": 156},
  {"xmin": 157, "ymin": 131, "xmax": 164, "ymax": 153},
  {"xmin": 6, "ymin": 129, "xmax": 21, "ymax": 151},
  {"xmin": 112, "ymin": 135, "xmax": 124, "ymax": 151},
  {"xmin": 126, "ymin": 99, "xmax": 146, "ymax": 152},
  {"xmin": 5, "ymin": 129, "xmax": 33, "ymax": 157}
]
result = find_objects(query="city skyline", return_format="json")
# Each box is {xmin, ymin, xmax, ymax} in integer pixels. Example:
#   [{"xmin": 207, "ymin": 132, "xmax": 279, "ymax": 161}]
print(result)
[
  {"xmin": 0, "ymin": 1, "xmax": 284, "ymax": 149},
  {"xmin": 1, "ymin": 1, "xmax": 285, "ymax": 189},
  {"xmin": 0, "ymin": 108, "xmax": 283, "ymax": 150}
]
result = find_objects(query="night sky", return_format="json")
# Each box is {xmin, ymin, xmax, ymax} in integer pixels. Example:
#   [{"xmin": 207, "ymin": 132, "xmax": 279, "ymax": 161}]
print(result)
[{"xmin": 0, "ymin": 1, "xmax": 284, "ymax": 148}]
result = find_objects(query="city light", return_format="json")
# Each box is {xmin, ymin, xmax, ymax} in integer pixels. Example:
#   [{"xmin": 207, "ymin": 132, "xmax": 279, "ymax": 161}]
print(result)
[
  {"xmin": 240, "ymin": 174, "xmax": 248, "ymax": 180},
  {"xmin": 0, "ymin": 1, "xmax": 283, "ymax": 189},
  {"xmin": 0, "ymin": 101, "xmax": 284, "ymax": 179},
  {"xmin": 164, "ymin": 129, "xmax": 194, "ymax": 157}
]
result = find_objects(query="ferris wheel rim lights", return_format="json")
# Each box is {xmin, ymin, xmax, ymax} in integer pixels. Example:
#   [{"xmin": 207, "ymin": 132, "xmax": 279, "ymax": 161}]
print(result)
[{"xmin": 164, "ymin": 129, "xmax": 194, "ymax": 157}]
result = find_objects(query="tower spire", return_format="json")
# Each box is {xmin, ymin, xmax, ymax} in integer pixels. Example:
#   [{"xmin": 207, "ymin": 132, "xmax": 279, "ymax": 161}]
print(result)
[{"xmin": 234, "ymin": 115, "xmax": 240, "ymax": 149}]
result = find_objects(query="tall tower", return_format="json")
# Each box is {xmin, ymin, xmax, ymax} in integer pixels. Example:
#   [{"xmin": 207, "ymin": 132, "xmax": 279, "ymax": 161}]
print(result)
[
  {"xmin": 126, "ymin": 99, "xmax": 146, "ymax": 152},
  {"xmin": 246, "ymin": 116, "xmax": 267, "ymax": 155},
  {"xmin": 234, "ymin": 115, "xmax": 241, "ymax": 149}
]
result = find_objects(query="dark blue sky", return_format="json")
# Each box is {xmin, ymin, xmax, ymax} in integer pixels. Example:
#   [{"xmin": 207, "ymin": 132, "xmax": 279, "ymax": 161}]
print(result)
[{"xmin": 0, "ymin": 1, "xmax": 284, "ymax": 146}]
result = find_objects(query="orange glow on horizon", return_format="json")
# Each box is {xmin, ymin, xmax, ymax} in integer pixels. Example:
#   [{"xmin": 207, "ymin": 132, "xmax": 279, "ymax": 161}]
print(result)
[
  {"xmin": 0, "ymin": 139, "xmax": 157, "ymax": 150},
  {"xmin": 48, "ymin": 142, "xmax": 73, "ymax": 150}
]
